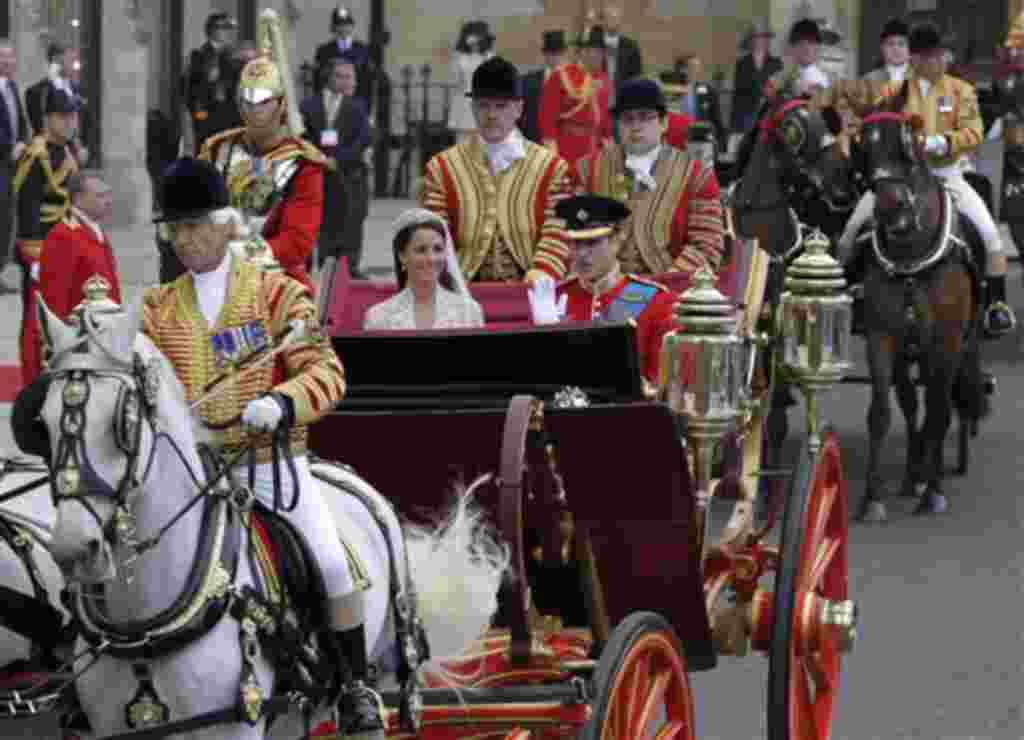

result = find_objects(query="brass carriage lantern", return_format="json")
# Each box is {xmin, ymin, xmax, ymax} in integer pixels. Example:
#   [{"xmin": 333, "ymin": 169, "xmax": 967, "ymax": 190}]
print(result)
[
  {"xmin": 663, "ymin": 267, "xmax": 746, "ymax": 553},
  {"xmin": 779, "ymin": 229, "xmax": 853, "ymax": 441}
]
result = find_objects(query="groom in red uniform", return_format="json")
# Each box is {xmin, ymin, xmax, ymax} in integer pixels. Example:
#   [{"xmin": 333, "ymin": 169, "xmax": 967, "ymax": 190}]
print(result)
[
  {"xmin": 38, "ymin": 171, "xmax": 120, "ymax": 324},
  {"xmin": 555, "ymin": 194, "xmax": 675, "ymax": 392}
]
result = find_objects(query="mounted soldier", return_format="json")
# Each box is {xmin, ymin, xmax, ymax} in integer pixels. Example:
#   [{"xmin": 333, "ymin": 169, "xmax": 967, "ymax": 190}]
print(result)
[
  {"xmin": 197, "ymin": 9, "xmax": 325, "ymax": 292},
  {"xmin": 837, "ymin": 22, "xmax": 1016, "ymax": 336}
]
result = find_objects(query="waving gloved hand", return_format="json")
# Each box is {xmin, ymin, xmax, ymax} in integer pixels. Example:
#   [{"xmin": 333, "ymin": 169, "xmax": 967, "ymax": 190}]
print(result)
[
  {"xmin": 242, "ymin": 395, "xmax": 285, "ymax": 432},
  {"xmin": 528, "ymin": 275, "xmax": 567, "ymax": 325}
]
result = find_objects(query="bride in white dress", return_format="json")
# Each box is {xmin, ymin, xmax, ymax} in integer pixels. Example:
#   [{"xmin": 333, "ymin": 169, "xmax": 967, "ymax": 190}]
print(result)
[{"xmin": 364, "ymin": 208, "xmax": 484, "ymax": 330}]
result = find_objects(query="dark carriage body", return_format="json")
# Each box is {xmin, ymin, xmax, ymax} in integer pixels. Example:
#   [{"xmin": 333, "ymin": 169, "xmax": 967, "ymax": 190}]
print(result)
[{"xmin": 309, "ymin": 323, "xmax": 716, "ymax": 671}]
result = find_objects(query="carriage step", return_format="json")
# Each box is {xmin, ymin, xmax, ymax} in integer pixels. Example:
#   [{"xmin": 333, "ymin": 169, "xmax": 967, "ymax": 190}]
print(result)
[{"xmin": 380, "ymin": 680, "xmax": 588, "ymax": 708}]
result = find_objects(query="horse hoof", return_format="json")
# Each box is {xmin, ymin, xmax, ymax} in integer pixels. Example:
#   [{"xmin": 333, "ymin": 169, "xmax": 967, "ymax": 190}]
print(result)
[
  {"xmin": 858, "ymin": 500, "xmax": 887, "ymax": 522},
  {"xmin": 914, "ymin": 491, "xmax": 948, "ymax": 515}
]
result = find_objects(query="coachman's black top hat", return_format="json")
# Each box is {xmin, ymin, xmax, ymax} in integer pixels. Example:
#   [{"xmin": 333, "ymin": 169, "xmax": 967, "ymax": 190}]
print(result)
[
  {"xmin": 909, "ymin": 23, "xmax": 943, "ymax": 54},
  {"xmin": 789, "ymin": 18, "xmax": 823, "ymax": 44},
  {"xmin": 610, "ymin": 78, "xmax": 667, "ymax": 117},
  {"xmin": 880, "ymin": 18, "xmax": 910, "ymax": 41},
  {"xmin": 205, "ymin": 12, "xmax": 237, "ymax": 36},
  {"xmin": 45, "ymin": 90, "xmax": 79, "ymax": 115},
  {"xmin": 542, "ymin": 30, "xmax": 567, "ymax": 53},
  {"xmin": 154, "ymin": 158, "xmax": 231, "ymax": 224},
  {"xmin": 556, "ymin": 195, "xmax": 630, "ymax": 240},
  {"xmin": 468, "ymin": 56, "xmax": 522, "ymax": 99}
]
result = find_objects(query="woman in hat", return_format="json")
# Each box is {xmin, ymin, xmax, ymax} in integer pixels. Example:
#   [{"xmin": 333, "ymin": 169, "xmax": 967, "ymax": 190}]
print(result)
[
  {"xmin": 731, "ymin": 18, "xmax": 782, "ymax": 132},
  {"xmin": 448, "ymin": 20, "xmax": 496, "ymax": 143}
]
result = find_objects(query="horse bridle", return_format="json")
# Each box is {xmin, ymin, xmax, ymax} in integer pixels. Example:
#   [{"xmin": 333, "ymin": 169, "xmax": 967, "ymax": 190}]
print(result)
[{"xmin": 860, "ymin": 112, "xmax": 927, "ymax": 233}]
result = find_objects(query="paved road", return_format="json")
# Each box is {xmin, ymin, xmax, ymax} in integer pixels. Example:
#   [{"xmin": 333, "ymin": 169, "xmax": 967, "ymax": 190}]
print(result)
[{"xmin": 3, "ymin": 200, "xmax": 1024, "ymax": 739}]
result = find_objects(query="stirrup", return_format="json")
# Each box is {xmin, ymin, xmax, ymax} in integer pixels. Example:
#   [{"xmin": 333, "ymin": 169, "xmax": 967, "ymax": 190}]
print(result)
[{"xmin": 983, "ymin": 301, "xmax": 1016, "ymax": 336}]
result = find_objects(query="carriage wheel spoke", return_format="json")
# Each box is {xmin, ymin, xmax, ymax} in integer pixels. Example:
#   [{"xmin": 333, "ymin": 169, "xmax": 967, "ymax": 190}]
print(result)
[
  {"xmin": 634, "ymin": 669, "xmax": 674, "ymax": 733},
  {"xmin": 624, "ymin": 652, "xmax": 655, "ymax": 733},
  {"xmin": 807, "ymin": 536, "xmax": 840, "ymax": 590},
  {"xmin": 804, "ymin": 653, "xmax": 833, "ymax": 693},
  {"xmin": 792, "ymin": 656, "xmax": 820, "ymax": 737},
  {"xmin": 654, "ymin": 720, "xmax": 690, "ymax": 740},
  {"xmin": 805, "ymin": 482, "xmax": 837, "ymax": 555}
]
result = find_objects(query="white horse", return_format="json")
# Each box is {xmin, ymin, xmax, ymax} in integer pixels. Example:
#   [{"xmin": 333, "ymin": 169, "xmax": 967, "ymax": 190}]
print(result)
[{"xmin": 35, "ymin": 298, "xmax": 509, "ymax": 740}]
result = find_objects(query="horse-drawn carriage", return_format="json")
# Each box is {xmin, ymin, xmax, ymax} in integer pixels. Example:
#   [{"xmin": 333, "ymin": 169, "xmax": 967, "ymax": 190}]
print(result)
[{"xmin": 297, "ymin": 226, "xmax": 859, "ymax": 739}]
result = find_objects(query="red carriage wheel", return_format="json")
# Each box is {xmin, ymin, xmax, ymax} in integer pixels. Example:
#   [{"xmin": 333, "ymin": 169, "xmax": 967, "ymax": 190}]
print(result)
[
  {"xmin": 581, "ymin": 612, "xmax": 696, "ymax": 740},
  {"xmin": 767, "ymin": 429, "xmax": 857, "ymax": 740}
]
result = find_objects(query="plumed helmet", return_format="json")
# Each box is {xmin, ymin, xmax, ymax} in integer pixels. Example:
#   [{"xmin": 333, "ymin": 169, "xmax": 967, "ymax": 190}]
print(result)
[{"xmin": 237, "ymin": 56, "xmax": 285, "ymax": 104}]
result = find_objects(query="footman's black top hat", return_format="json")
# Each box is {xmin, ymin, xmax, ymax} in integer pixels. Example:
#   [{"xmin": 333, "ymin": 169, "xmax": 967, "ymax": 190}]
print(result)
[
  {"xmin": 789, "ymin": 18, "xmax": 823, "ymax": 44},
  {"xmin": 909, "ymin": 23, "xmax": 943, "ymax": 54},
  {"xmin": 610, "ymin": 78, "xmax": 667, "ymax": 117},
  {"xmin": 880, "ymin": 18, "xmax": 910, "ymax": 41},
  {"xmin": 468, "ymin": 56, "xmax": 522, "ymax": 99},
  {"xmin": 154, "ymin": 158, "xmax": 231, "ymax": 224},
  {"xmin": 542, "ymin": 30, "xmax": 567, "ymax": 53},
  {"xmin": 556, "ymin": 195, "xmax": 630, "ymax": 240},
  {"xmin": 45, "ymin": 90, "xmax": 79, "ymax": 115}
]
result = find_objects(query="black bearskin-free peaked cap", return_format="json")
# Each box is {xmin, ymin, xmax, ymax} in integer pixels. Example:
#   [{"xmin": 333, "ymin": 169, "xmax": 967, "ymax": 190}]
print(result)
[{"xmin": 154, "ymin": 158, "xmax": 231, "ymax": 223}]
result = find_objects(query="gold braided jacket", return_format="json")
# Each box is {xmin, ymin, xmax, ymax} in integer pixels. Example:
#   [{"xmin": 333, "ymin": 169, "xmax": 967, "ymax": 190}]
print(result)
[{"xmin": 142, "ymin": 257, "xmax": 345, "ymax": 462}]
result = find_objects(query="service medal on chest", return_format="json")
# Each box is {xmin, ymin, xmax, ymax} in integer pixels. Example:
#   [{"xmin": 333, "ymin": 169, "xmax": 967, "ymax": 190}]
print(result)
[{"xmin": 211, "ymin": 321, "xmax": 270, "ymax": 370}]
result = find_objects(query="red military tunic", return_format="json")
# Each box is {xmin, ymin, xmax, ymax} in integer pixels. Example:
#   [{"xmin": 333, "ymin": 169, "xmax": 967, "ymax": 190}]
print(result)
[
  {"xmin": 200, "ymin": 128, "xmax": 325, "ymax": 291},
  {"xmin": 539, "ymin": 63, "xmax": 611, "ymax": 172},
  {"xmin": 664, "ymin": 112, "xmax": 694, "ymax": 150},
  {"xmin": 39, "ymin": 210, "xmax": 122, "ymax": 321},
  {"xmin": 558, "ymin": 272, "xmax": 676, "ymax": 383}
]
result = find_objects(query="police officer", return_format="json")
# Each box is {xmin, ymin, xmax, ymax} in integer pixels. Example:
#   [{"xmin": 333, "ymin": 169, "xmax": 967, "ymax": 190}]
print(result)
[
  {"xmin": 314, "ymin": 7, "xmax": 373, "ymax": 110},
  {"xmin": 184, "ymin": 12, "xmax": 241, "ymax": 153}
]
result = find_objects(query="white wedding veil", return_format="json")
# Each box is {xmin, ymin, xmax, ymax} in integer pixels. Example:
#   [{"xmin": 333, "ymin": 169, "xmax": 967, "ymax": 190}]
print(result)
[{"xmin": 391, "ymin": 208, "xmax": 471, "ymax": 296}]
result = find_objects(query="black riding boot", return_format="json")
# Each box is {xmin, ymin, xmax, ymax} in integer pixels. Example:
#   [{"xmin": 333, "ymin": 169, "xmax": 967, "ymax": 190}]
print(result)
[
  {"xmin": 327, "ymin": 626, "xmax": 385, "ymax": 740},
  {"xmin": 984, "ymin": 274, "xmax": 1016, "ymax": 337}
]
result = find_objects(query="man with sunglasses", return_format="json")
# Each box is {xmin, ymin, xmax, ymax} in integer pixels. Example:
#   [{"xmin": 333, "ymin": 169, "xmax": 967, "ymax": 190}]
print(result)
[
  {"xmin": 837, "ymin": 22, "xmax": 1015, "ymax": 336},
  {"xmin": 575, "ymin": 78, "xmax": 725, "ymax": 278},
  {"xmin": 199, "ymin": 51, "xmax": 325, "ymax": 291}
]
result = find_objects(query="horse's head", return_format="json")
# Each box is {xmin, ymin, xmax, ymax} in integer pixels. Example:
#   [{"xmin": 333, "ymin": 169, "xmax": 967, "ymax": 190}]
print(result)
[
  {"xmin": 732, "ymin": 95, "xmax": 850, "ymax": 248},
  {"xmin": 856, "ymin": 110, "xmax": 938, "ymax": 240},
  {"xmin": 32, "ymin": 297, "xmax": 157, "ymax": 583}
]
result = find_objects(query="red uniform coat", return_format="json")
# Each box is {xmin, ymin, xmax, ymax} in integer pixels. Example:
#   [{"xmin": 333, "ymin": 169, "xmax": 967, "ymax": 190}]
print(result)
[
  {"xmin": 539, "ymin": 64, "xmax": 611, "ymax": 172},
  {"xmin": 39, "ymin": 212, "xmax": 122, "ymax": 320},
  {"xmin": 558, "ymin": 274, "xmax": 676, "ymax": 383},
  {"xmin": 664, "ymin": 112, "xmax": 694, "ymax": 150}
]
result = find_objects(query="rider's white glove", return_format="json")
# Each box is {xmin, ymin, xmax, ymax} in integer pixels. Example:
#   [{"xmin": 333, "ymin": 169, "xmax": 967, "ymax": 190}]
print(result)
[
  {"xmin": 242, "ymin": 396, "xmax": 284, "ymax": 432},
  {"xmin": 924, "ymin": 135, "xmax": 948, "ymax": 156},
  {"xmin": 528, "ymin": 275, "xmax": 567, "ymax": 325}
]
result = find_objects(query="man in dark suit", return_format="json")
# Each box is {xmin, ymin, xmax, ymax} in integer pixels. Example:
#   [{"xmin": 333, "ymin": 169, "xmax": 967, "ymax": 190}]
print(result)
[
  {"xmin": 520, "ymin": 30, "xmax": 567, "ymax": 144},
  {"xmin": 601, "ymin": 5, "xmax": 644, "ymax": 108},
  {"xmin": 301, "ymin": 56, "xmax": 372, "ymax": 277},
  {"xmin": 314, "ymin": 6, "xmax": 373, "ymax": 111},
  {"xmin": 679, "ymin": 54, "xmax": 725, "ymax": 146},
  {"xmin": 182, "ymin": 12, "xmax": 241, "ymax": 154},
  {"xmin": 25, "ymin": 43, "xmax": 91, "ymax": 165},
  {"xmin": 0, "ymin": 40, "xmax": 28, "ymax": 284},
  {"xmin": 730, "ymin": 18, "xmax": 783, "ymax": 132}
]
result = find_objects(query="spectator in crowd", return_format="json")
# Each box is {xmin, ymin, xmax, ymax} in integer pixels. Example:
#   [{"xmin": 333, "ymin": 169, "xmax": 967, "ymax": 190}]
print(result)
[
  {"xmin": 301, "ymin": 56, "xmax": 372, "ymax": 277},
  {"xmin": 0, "ymin": 40, "xmax": 29, "ymax": 289},
  {"xmin": 539, "ymin": 27, "xmax": 611, "ymax": 172},
  {"xmin": 364, "ymin": 208, "xmax": 483, "ymax": 330},
  {"xmin": 773, "ymin": 19, "xmax": 836, "ymax": 97},
  {"xmin": 314, "ymin": 6, "xmax": 373, "ymax": 110},
  {"xmin": 576, "ymin": 78, "xmax": 724, "ymax": 279},
  {"xmin": 658, "ymin": 66, "xmax": 695, "ymax": 150},
  {"xmin": 730, "ymin": 18, "xmax": 782, "ymax": 132},
  {"xmin": 448, "ymin": 21, "xmax": 496, "ymax": 145},
  {"xmin": 678, "ymin": 53, "xmax": 725, "ymax": 147},
  {"xmin": 521, "ymin": 30, "xmax": 568, "ymax": 144},
  {"xmin": 599, "ymin": 4, "xmax": 644, "ymax": 108},
  {"xmin": 864, "ymin": 18, "xmax": 911, "ymax": 86},
  {"xmin": 421, "ymin": 57, "xmax": 574, "ymax": 284},
  {"xmin": 13, "ymin": 90, "xmax": 79, "ymax": 383},
  {"xmin": 38, "ymin": 171, "xmax": 120, "ymax": 322},
  {"xmin": 26, "ymin": 43, "xmax": 91, "ymax": 165},
  {"xmin": 182, "ymin": 12, "xmax": 239, "ymax": 154}
]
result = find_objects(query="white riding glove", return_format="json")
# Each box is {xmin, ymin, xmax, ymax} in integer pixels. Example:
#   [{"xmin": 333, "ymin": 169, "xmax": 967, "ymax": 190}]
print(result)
[
  {"xmin": 924, "ymin": 135, "xmax": 949, "ymax": 157},
  {"xmin": 242, "ymin": 396, "xmax": 285, "ymax": 432},
  {"xmin": 528, "ymin": 275, "xmax": 567, "ymax": 325}
]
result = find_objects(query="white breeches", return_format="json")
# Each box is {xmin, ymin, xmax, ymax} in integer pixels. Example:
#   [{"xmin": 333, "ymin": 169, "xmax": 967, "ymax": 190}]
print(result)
[
  {"xmin": 250, "ymin": 455, "xmax": 357, "ymax": 599},
  {"xmin": 838, "ymin": 173, "xmax": 1004, "ymax": 263}
]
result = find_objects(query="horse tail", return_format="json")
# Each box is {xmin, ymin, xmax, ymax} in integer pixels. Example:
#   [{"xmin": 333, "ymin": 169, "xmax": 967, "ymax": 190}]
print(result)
[
  {"xmin": 404, "ymin": 474, "xmax": 510, "ymax": 662},
  {"xmin": 952, "ymin": 327, "xmax": 991, "ymax": 421}
]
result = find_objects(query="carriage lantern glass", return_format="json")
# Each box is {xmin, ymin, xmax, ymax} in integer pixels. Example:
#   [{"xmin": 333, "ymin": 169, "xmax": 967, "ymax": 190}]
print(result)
[{"xmin": 779, "ymin": 230, "xmax": 852, "ymax": 391}]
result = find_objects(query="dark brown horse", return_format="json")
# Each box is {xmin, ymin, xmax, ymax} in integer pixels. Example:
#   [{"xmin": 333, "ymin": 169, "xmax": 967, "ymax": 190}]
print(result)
[{"xmin": 850, "ymin": 109, "xmax": 989, "ymax": 521}]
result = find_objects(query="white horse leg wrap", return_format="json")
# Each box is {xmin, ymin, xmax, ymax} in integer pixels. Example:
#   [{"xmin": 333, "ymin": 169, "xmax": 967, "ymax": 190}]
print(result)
[
  {"xmin": 328, "ymin": 592, "xmax": 367, "ymax": 631},
  {"xmin": 838, "ymin": 190, "xmax": 876, "ymax": 261},
  {"xmin": 945, "ymin": 175, "xmax": 1004, "ymax": 258}
]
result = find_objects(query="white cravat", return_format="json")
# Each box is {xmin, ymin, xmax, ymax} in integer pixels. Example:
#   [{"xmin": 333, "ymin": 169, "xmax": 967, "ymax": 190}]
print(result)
[
  {"xmin": 484, "ymin": 130, "xmax": 526, "ymax": 174},
  {"xmin": 625, "ymin": 144, "xmax": 660, "ymax": 191},
  {"xmin": 887, "ymin": 63, "xmax": 908, "ymax": 83},
  {"xmin": 799, "ymin": 64, "xmax": 830, "ymax": 89},
  {"xmin": 918, "ymin": 77, "xmax": 932, "ymax": 99},
  {"xmin": 323, "ymin": 89, "xmax": 342, "ymax": 124},
  {"xmin": 191, "ymin": 252, "xmax": 232, "ymax": 326},
  {"xmin": 337, "ymin": 38, "xmax": 352, "ymax": 51},
  {"xmin": 73, "ymin": 207, "xmax": 104, "ymax": 243}
]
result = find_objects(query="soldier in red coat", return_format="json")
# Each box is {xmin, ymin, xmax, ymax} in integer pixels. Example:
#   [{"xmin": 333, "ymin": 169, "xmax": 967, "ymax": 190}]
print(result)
[
  {"xmin": 553, "ymin": 194, "xmax": 676, "ymax": 391},
  {"xmin": 39, "ymin": 171, "xmax": 120, "ymax": 324},
  {"xmin": 539, "ymin": 27, "xmax": 612, "ymax": 173}
]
